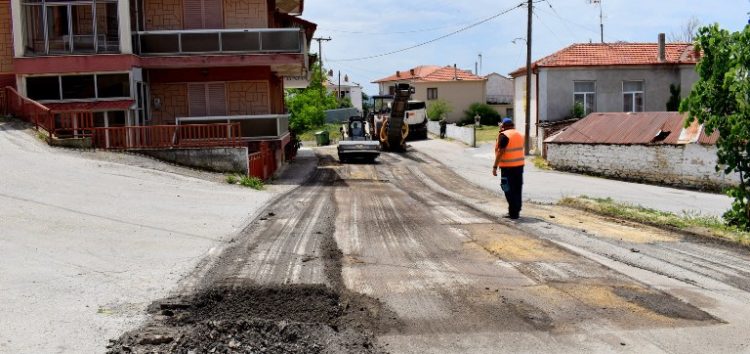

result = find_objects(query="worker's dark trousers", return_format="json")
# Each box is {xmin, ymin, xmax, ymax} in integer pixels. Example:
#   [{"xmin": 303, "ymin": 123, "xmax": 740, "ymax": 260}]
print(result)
[{"xmin": 501, "ymin": 166, "xmax": 524, "ymax": 218}]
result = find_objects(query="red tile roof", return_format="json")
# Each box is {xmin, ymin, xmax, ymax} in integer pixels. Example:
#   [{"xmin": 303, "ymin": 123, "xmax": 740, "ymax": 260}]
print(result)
[
  {"xmin": 45, "ymin": 100, "xmax": 135, "ymax": 112},
  {"xmin": 373, "ymin": 65, "xmax": 485, "ymax": 83},
  {"xmin": 510, "ymin": 43, "xmax": 698, "ymax": 77},
  {"xmin": 547, "ymin": 112, "xmax": 718, "ymax": 145}
]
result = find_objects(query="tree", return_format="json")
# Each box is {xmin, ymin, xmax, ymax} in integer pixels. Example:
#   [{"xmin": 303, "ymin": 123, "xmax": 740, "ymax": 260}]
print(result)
[
  {"xmin": 571, "ymin": 101, "xmax": 585, "ymax": 118},
  {"xmin": 361, "ymin": 92, "xmax": 372, "ymax": 116},
  {"xmin": 680, "ymin": 24, "xmax": 750, "ymax": 230},
  {"xmin": 427, "ymin": 99, "xmax": 452, "ymax": 121},
  {"xmin": 666, "ymin": 84, "xmax": 681, "ymax": 111},
  {"xmin": 463, "ymin": 103, "xmax": 501, "ymax": 126},
  {"xmin": 285, "ymin": 63, "xmax": 338, "ymax": 133},
  {"xmin": 669, "ymin": 16, "xmax": 701, "ymax": 43}
]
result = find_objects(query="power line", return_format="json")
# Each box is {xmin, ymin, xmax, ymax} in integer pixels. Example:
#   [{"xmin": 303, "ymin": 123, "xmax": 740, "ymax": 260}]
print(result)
[
  {"xmin": 317, "ymin": 21, "xmax": 477, "ymax": 36},
  {"xmin": 328, "ymin": 2, "xmax": 526, "ymax": 62}
]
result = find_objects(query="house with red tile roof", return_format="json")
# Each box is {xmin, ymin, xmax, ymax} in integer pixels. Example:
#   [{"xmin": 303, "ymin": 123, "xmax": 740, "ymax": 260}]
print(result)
[
  {"xmin": 509, "ymin": 34, "xmax": 700, "ymax": 153},
  {"xmin": 372, "ymin": 65, "xmax": 487, "ymax": 122}
]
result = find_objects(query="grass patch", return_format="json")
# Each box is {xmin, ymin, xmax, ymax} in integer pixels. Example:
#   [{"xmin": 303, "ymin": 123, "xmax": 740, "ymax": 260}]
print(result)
[
  {"xmin": 298, "ymin": 123, "xmax": 341, "ymax": 143},
  {"xmin": 239, "ymin": 175, "xmax": 264, "ymax": 190},
  {"xmin": 474, "ymin": 125, "xmax": 501, "ymax": 143},
  {"xmin": 225, "ymin": 174, "xmax": 264, "ymax": 190},
  {"xmin": 559, "ymin": 196, "xmax": 750, "ymax": 246},
  {"xmin": 532, "ymin": 156, "xmax": 551, "ymax": 170},
  {"xmin": 225, "ymin": 174, "xmax": 239, "ymax": 184},
  {"xmin": 35, "ymin": 130, "xmax": 49, "ymax": 142}
]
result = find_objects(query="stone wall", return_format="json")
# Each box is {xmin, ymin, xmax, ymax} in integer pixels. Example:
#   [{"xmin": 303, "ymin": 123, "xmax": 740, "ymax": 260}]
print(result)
[
  {"xmin": 227, "ymin": 81, "xmax": 270, "ymax": 115},
  {"xmin": 0, "ymin": 1, "xmax": 14, "ymax": 73},
  {"xmin": 224, "ymin": 0, "xmax": 267, "ymax": 28},
  {"xmin": 139, "ymin": 147, "xmax": 249, "ymax": 174},
  {"xmin": 144, "ymin": 0, "xmax": 183, "ymax": 30},
  {"xmin": 150, "ymin": 83, "xmax": 188, "ymax": 125},
  {"xmin": 546, "ymin": 143, "xmax": 739, "ymax": 190}
]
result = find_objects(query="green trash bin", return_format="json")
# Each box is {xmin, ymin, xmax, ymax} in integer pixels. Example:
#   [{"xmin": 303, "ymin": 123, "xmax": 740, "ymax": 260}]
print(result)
[{"xmin": 314, "ymin": 131, "xmax": 330, "ymax": 146}]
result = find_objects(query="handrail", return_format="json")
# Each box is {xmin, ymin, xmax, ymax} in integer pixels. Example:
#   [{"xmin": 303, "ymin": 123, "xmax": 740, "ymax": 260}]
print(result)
[
  {"xmin": 91, "ymin": 123, "xmax": 242, "ymax": 149},
  {"xmin": 176, "ymin": 114, "xmax": 290, "ymax": 123},
  {"xmin": 136, "ymin": 28, "xmax": 300, "ymax": 35}
]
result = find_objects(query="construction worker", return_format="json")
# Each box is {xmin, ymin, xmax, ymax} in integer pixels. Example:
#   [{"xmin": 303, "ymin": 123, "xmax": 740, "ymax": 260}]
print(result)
[{"xmin": 492, "ymin": 118, "xmax": 525, "ymax": 219}]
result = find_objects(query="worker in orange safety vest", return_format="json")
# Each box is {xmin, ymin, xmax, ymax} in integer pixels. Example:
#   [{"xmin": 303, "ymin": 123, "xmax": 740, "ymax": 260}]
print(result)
[{"xmin": 492, "ymin": 118, "xmax": 525, "ymax": 220}]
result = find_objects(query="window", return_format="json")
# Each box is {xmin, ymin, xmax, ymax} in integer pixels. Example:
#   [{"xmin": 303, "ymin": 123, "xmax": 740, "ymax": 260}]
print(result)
[
  {"xmin": 623, "ymin": 80, "xmax": 644, "ymax": 112},
  {"xmin": 427, "ymin": 87, "xmax": 438, "ymax": 100},
  {"xmin": 22, "ymin": 0, "xmax": 120, "ymax": 55},
  {"xmin": 183, "ymin": 0, "xmax": 223, "ymax": 29},
  {"xmin": 26, "ymin": 73, "xmax": 130, "ymax": 101},
  {"xmin": 188, "ymin": 83, "xmax": 227, "ymax": 117},
  {"xmin": 573, "ymin": 81, "xmax": 596, "ymax": 115}
]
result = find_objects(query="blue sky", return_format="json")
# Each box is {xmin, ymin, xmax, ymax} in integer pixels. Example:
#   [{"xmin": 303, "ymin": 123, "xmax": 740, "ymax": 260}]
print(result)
[{"xmin": 304, "ymin": 0, "xmax": 750, "ymax": 95}]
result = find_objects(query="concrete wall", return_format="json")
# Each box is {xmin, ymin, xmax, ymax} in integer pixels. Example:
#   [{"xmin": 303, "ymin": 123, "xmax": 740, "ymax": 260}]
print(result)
[
  {"xmin": 427, "ymin": 120, "xmax": 475, "ymax": 146},
  {"xmin": 546, "ymin": 143, "xmax": 739, "ymax": 190},
  {"xmin": 139, "ymin": 147, "xmax": 249, "ymax": 174},
  {"xmin": 541, "ymin": 65, "xmax": 697, "ymax": 123},
  {"xmin": 486, "ymin": 73, "xmax": 513, "ymax": 103},
  {"xmin": 415, "ymin": 81, "xmax": 486, "ymax": 123},
  {"xmin": 325, "ymin": 107, "xmax": 359, "ymax": 123}
]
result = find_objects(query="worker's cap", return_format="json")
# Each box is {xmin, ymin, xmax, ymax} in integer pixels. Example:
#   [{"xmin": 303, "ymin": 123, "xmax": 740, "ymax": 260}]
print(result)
[{"xmin": 501, "ymin": 118, "xmax": 514, "ymax": 126}]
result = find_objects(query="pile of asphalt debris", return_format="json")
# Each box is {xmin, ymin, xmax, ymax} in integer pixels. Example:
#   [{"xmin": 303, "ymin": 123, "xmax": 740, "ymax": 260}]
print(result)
[{"xmin": 106, "ymin": 284, "xmax": 395, "ymax": 353}]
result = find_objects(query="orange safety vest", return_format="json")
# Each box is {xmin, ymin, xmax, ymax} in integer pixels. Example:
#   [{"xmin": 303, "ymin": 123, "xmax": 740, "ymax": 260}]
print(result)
[{"xmin": 496, "ymin": 129, "xmax": 525, "ymax": 168}]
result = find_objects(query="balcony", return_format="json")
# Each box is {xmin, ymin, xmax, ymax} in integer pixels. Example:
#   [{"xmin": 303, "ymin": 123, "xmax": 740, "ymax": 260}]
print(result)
[
  {"xmin": 135, "ymin": 28, "xmax": 303, "ymax": 56},
  {"xmin": 176, "ymin": 114, "xmax": 290, "ymax": 140}
]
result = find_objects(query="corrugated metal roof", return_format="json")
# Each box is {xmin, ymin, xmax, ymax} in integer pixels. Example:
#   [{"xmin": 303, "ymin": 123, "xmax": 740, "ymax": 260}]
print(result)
[{"xmin": 547, "ymin": 112, "xmax": 718, "ymax": 145}]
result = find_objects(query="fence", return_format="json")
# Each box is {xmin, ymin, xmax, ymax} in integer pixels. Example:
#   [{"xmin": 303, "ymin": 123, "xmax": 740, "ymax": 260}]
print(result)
[
  {"xmin": 248, "ymin": 143, "xmax": 277, "ymax": 180},
  {"xmin": 92, "ymin": 123, "xmax": 242, "ymax": 149},
  {"xmin": 5, "ymin": 87, "xmax": 94, "ymax": 138}
]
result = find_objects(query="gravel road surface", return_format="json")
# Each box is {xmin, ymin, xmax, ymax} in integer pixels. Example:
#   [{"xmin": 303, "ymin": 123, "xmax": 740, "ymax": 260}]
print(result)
[{"xmin": 111, "ymin": 146, "xmax": 750, "ymax": 353}]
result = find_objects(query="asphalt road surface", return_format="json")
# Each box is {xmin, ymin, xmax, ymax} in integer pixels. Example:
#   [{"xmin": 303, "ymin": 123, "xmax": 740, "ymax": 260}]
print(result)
[{"xmin": 112, "ymin": 147, "xmax": 750, "ymax": 354}]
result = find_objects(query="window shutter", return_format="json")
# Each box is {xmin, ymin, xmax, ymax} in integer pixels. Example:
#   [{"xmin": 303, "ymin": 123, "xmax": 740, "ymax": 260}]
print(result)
[
  {"xmin": 207, "ymin": 83, "xmax": 227, "ymax": 116},
  {"xmin": 203, "ymin": 0, "xmax": 223, "ymax": 28},
  {"xmin": 188, "ymin": 83, "xmax": 207, "ymax": 116},
  {"xmin": 183, "ymin": 0, "xmax": 203, "ymax": 29}
]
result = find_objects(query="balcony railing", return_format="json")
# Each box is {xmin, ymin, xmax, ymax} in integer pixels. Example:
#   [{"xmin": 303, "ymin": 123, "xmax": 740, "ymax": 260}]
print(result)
[
  {"xmin": 176, "ymin": 114, "xmax": 290, "ymax": 140},
  {"xmin": 135, "ymin": 28, "xmax": 303, "ymax": 56}
]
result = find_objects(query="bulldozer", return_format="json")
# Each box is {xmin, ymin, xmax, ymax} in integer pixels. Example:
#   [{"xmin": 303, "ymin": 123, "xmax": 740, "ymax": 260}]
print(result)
[{"xmin": 370, "ymin": 83, "xmax": 418, "ymax": 151}]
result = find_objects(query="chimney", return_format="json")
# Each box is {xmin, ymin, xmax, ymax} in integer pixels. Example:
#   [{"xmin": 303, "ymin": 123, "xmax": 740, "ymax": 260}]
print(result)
[
  {"xmin": 396, "ymin": 71, "xmax": 401, "ymax": 77},
  {"xmin": 410, "ymin": 68, "xmax": 415, "ymax": 76},
  {"xmin": 454, "ymin": 64, "xmax": 458, "ymax": 80},
  {"xmin": 658, "ymin": 33, "xmax": 666, "ymax": 62}
]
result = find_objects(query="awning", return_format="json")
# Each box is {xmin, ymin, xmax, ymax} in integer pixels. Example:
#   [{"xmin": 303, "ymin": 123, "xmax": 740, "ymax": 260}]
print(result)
[{"xmin": 45, "ymin": 100, "xmax": 135, "ymax": 112}]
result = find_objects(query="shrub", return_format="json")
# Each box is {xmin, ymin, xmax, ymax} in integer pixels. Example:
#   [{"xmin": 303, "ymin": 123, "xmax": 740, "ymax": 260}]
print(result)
[
  {"xmin": 226, "ymin": 175, "xmax": 239, "ymax": 184},
  {"xmin": 571, "ymin": 101, "xmax": 585, "ymax": 118},
  {"xmin": 427, "ymin": 99, "xmax": 452, "ymax": 121},
  {"xmin": 464, "ymin": 103, "xmax": 501, "ymax": 126},
  {"xmin": 239, "ymin": 176, "xmax": 264, "ymax": 190}
]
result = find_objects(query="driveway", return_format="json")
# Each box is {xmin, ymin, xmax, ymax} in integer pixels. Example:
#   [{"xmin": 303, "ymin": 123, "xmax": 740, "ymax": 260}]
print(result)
[
  {"xmin": 0, "ymin": 121, "xmax": 314, "ymax": 353},
  {"xmin": 410, "ymin": 138, "xmax": 733, "ymax": 217}
]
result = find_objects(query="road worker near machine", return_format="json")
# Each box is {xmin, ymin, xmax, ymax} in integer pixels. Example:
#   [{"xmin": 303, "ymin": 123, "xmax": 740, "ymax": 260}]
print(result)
[{"xmin": 492, "ymin": 118, "xmax": 525, "ymax": 219}]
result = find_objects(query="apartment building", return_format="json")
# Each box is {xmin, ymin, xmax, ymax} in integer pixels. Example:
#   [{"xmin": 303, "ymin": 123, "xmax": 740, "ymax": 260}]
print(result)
[{"xmin": 2, "ymin": 0, "xmax": 315, "ymax": 175}]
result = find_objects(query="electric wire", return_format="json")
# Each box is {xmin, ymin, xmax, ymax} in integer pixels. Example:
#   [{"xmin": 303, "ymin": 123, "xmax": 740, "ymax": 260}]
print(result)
[{"xmin": 327, "ymin": 2, "xmax": 526, "ymax": 62}]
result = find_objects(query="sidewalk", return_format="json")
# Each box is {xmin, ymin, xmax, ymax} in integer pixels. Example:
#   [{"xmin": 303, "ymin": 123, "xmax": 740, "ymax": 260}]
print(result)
[{"xmin": 410, "ymin": 138, "xmax": 732, "ymax": 217}]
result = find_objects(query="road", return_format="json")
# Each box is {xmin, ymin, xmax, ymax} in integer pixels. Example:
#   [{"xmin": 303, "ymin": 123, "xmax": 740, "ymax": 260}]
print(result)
[
  {"xmin": 113, "ymin": 147, "xmax": 750, "ymax": 353},
  {"xmin": 410, "ymin": 139, "xmax": 733, "ymax": 217},
  {"xmin": 0, "ymin": 121, "xmax": 317, "ymax": 354}
]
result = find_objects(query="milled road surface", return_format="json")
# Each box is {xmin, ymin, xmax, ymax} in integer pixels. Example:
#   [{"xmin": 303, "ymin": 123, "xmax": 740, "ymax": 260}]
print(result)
[{"xmin": 112, "ymin": 147, "xmax": 750, "ymax": 353}]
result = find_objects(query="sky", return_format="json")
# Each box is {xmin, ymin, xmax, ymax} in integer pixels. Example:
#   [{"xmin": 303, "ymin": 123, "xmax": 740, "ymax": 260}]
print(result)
[{"xmin": 303, "ymin": 0, "xmax": 750, "ymax": 95}]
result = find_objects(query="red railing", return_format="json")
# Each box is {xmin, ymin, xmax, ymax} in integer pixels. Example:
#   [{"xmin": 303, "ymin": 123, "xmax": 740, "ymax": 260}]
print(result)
[
  {"xmin": 249, "ymin": 143, "xmax": 277, "ymax": 180},
  {"xmin": 5, "ymin": 87, "xmax": 94, "ymax": 138},
  {"xmin": 92, "ymin": 123, "xmax": 242, "ymax": 149}
]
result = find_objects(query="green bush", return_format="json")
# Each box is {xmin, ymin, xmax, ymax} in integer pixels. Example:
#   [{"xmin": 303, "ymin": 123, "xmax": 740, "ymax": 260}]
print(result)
[
  {"xmin": 427, "ymin": 99, "xmax": 452, "ymax": 121},
  {"xmin": 239, "ymin": 176, "xmax": 264, "ymax": 190},
  {"xmin": 571, "ymin": 101, "xmax": 585, "ymax": 118},
  {"xmin": 464, "ymin": 103, "xmax": 501, "ymax": 126},
  {"xmin": 285, "ymin": 63, "xmax": 339, "ymax": 134},
  {"xmin": 225, "ymin": 175, "xmax": 239, "ymax": 184}
]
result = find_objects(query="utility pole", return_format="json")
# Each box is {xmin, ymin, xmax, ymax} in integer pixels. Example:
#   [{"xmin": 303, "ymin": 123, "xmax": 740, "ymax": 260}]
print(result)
[
  {"xmin": 312, "ymin": 37, "xmax": 332, "ymax": 70},
  {"xmin": 478, "ymin": 53, "xmax": 483, "ymax": 76},
  {"xmin": 524, "ymin": 0, "xmax": 533, "ymax": 155}
]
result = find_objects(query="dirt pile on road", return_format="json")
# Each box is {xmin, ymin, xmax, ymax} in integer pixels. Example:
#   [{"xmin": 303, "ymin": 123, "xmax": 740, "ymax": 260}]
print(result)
[{"xmin": 106, "ymin": 284, "xmax": 391, "ymax": 354}]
